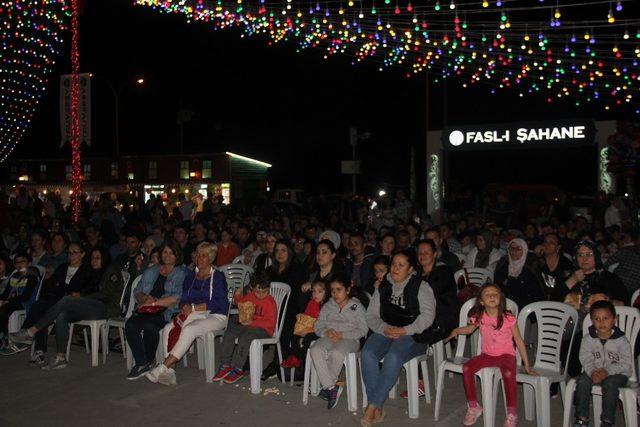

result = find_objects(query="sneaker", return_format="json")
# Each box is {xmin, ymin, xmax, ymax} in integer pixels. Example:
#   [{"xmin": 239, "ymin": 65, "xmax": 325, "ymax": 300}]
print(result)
[
  {"xmin": 29, "ymin": 350, "xmax": 47, "ymax": 367},
  {"xmin": 0, "ymin": 337, "xmax": 8, "ymax": 351},
  {"xmin": 10, "ymin": 329, "xmax": 33, "ymax": 345},
  {"xmin": 573, "ymin": 418, "xmax": 589, "ymax": 427},
  {"xmin": 503, "ymin": 413, "xmax": 517, "ymax": 427},
  {"xmin": 318, "ymin": 389, "xmax": 329, "ymax": 401},
  {"xmin": 158, "ymin": 367, "xmax": 177, "ymax": 386},
  {"xmin": 212, "ymin": 365, "xmax": 233, "ymax": 382},
  {"xmin": 400, "ymin": 380, "xmax": 425, "ymax": 398},
  {"xmin": 223, "ymin": 368, "xmax": 245, "ymax": 384},
  {"xmin": 463, "ymin": 405, "xmax": 483, "ymax": 426},
  {"xmin": 0, "ymin": 342, "xmax": 30, "ymax": 356},
  {"xmin": 288, "ymin": 355, "xmax": 301, "ymax": 368},
  {"xmin": 126, "ymin": 364, "xmax": 150, "ymax": 380},
  {"xmin": 145, "ymin": 364, "xmax": 168, "ymax": 383},
  {"xmin": 261, "ymin": 362, "xmax": 278, "ymax": 381},
  {"xmin": 326, "ymin": 386, "xmax": 343, "ymax": 409},
  {"xmin": 280, "ymin": 355, "xmax": 295, "ymax": 368},
  {"xmin": 42, "ymin": 357, "xmax": 68, "ymax": 370}
]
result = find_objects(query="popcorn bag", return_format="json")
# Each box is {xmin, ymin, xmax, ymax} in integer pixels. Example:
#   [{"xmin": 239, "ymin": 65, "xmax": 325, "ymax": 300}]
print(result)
[
  {"xmin": 238, "ymin": 301, "xmax": 256, "ymax": 325},
  {"xmin": 294, "ymin": 313, "xmax": 316, "ymax": 336}
]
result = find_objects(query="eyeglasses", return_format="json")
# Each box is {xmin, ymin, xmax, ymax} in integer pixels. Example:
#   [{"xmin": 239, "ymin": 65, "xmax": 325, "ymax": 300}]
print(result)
[{"xmin": 576, "ymin": 252, "xmax": 594, "ymax": 258}]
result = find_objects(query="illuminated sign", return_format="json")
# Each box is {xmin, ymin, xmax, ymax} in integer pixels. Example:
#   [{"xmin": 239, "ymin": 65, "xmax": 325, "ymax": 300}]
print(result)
[{"xmin": 443, "ymin": 120, "xmax": 595, "ymax": 150}]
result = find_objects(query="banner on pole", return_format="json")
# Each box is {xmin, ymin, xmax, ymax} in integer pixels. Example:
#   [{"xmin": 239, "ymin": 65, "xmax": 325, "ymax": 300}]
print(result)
[{"xmin": 60, "ymin": 73, "xmax": 91, "ymax": 147}]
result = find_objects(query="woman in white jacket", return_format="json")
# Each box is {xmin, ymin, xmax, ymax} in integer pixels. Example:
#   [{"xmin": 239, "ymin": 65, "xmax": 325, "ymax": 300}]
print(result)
[{"xmin": 464, "ymin": 230, "xmax": 504, "ymax": 274}]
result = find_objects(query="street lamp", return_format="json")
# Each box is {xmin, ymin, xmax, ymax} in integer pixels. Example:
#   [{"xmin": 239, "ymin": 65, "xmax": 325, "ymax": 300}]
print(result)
[{"xmin": 90, "ymin": 74, "xmax": 144, "ymax": 158}]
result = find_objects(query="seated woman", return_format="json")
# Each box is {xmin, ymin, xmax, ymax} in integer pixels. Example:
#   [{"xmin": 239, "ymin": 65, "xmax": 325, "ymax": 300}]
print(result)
[
  {"xmin": 11, "ymin": 246, "xmax": 111, "ymax": 368},
  {"xmin": 146, "ymin": 242, "xmax": 229, "ymax": 385},
  {"xmin": 494, "ymin": 238, "xmax": 545, "ymax": 310},
  {"xmin": 360, "ymin": 250, "xmax": 436, "ymax": 426},
  {"xmin": 463, "ymin": 230, "xmax": 503, "ymax": 274},
  {"xmin": 11, "ymin": 243, "xmax": 91, "ymax": 358},
  {"xmin": 124, "ymin": 240, "xmax": 185, "ymax": 380}
]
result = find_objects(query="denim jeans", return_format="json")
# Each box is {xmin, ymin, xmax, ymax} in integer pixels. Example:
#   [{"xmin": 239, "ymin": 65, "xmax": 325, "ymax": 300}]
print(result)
[
  {"xmin": 361, "ymin": 333, "xmax": 428, "ymax": 408},
  {"xmin": 575, "ymin": 372, "xmax": 628, "ymax": 424},
  {"xmin": 34, "ymin": 295, "xmax": 107, "ymax": 354}
]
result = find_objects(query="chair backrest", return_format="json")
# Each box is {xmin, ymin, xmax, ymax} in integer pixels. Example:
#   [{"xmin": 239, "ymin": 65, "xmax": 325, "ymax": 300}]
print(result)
[
  {"xmin": 118, "ymin": 271, "xmax": 131, "ymax": 308},
  {"xmin": 269, "ymin": 282, "xmax": 291, "ymax": 339},
  {"xmin": 231, "ymin": 255, "xmax": 245, "ymax": 264},
  {"xmin": 456, "ymin": 297, "xmax": 518, "ymax": 357},
  {"xmin": 455, "ymin": 252, "xmax": 467, "ymax": 263},
  {"xmin": 220, "ymin": 264, "xmax": 253, "ymax": 298},
  {"xmin": 582, "ymin": 306, "xmax": 640, "ymax": 382},
  {"xmin": 125, "ymin": 275, "xmax": 142, "ymax": 319},
  {"xmin": 517, "ymin": 301, "xmax": 578, "ymax": 374},
  {"xmin": 34, "ymin": 273, "xmax": 45, "ymax": 300},
  {"xmin": 607, "ymin": 262, "xmax": 619, "ymax": 273},
  {"xmin": 453, "ymin": 267, "xmax": 493, "ymax": 288}
]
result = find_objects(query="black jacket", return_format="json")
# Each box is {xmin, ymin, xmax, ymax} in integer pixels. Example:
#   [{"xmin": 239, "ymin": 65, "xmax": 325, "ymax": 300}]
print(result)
[{"xmin": 40, "ymin": 263, "xmax": 92, "ymax": 302}]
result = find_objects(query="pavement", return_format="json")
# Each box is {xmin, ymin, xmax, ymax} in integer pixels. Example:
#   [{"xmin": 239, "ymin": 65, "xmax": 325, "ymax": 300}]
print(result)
[{"xmin": 0, "ymin": 341, "xmax": 632, "ymax": 427}]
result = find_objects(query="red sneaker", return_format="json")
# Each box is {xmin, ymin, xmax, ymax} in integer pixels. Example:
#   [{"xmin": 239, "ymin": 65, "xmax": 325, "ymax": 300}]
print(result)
[
  {"xmin": 288, "ymin": 355, "xmax": 302, "ymax": 368},
  {"xmin": 400, "ymin": 380, "xmax": 425, "ymax": 398},
  {"xmin": 281, "ymin": 356, "xmax": 294, "ymax": 368},
  {"xmin": 223, "ymin": 368, "xmax": 245, "ymax": 384},
  {"xmin": 212, "ymin": 365, "xmax": 233, "ymax": 382}
]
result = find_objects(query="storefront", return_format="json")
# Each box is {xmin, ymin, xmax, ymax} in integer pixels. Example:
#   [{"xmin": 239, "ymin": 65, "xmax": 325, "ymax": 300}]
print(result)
[{"xmin": 426, "ymin": 119, "xmax": 617, "ymax": 219}]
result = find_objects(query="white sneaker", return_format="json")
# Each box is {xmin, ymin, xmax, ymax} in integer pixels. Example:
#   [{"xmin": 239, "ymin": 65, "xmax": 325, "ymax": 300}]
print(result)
[
  {"xmin": 145, "ymin": 364, "xmax": 167, "ymax": 383},
  {"xmin": 158, "ymin": 367, "xmax": 176, "ymax": 386}
]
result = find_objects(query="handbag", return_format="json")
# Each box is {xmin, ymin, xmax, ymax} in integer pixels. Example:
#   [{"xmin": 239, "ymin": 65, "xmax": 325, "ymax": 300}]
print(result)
[{"xmin": 136, "ymin": 304, "xmax": 166, "ymax": 315}]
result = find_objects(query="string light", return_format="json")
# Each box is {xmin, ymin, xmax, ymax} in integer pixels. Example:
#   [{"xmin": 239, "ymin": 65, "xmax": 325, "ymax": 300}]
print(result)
[{"xmin": 0, "ymin": 1, "xmax": 69, "ymax": 162}]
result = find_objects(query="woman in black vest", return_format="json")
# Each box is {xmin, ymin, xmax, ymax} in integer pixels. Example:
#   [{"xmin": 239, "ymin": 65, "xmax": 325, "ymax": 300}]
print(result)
[{"xmin": 360, "ymin": 250, "xmax": 436, "ymax": 426}]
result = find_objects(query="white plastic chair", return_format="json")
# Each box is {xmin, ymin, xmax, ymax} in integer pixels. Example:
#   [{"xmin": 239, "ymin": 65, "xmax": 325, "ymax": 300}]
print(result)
[
  {"xmin": 302, "ymin": 344, "xmax": 360, "ymax": 412},
  {"xmin": 607, "ymin": 262, "xmax": 620, "ymax": 273},
  {"xmin": 453, "ymin": 267, "xmax": 494, "ymax": 288},
  {"xmin": 66, "ymin": 318, "xmax": 107, "ymax": 367},
  {"xmin": 100, "ymin": 271, "xmax": 131, "ymax": 362},
  {"xmin": 434, "ymin": 297, "xmax": 518, "ymax": 427},
  {"xmin": 494, "ymin": 302, "xmax": 578, "ymax": 427},
  {"xmin": 8, "ymin": 272, "xmax": 44, "ymax": 334},
  {"xmin": 247, "ymin": 282, "xmax": 290, "ymax": 394},
  {"xmin": 220, "ymin": 264, "xmax": 253, "ymax": 315},
  {"xmin": 562, "ymin": 306, "xmax": 640, "ymax": 427}
]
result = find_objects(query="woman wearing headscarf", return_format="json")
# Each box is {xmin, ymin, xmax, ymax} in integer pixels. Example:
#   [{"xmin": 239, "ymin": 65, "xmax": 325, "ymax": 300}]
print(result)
[
  {"xmin": 494, "ymin": 238, "xmax": 545, "ymax": 310},
  {"xmin": 552, "ymin": 240, "xmax": 629, "ymax": 377},
  {"xmin": 463, "ymin": 230, "xmax": 504, "ymax": 274}
]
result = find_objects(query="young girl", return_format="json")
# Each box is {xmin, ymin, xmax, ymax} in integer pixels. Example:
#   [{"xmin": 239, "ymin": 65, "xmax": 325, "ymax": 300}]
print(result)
[
  {"xmin": 281, "ymin": 280, "xmax": 328, "ymax": 369},
  {"xmin": 212, "ymin": 273, "xmax": 277, "ymax": 384},
  {"xmin": 446, "ymin": 283, "xmax": 534, "ymax": 427},
  {"xmin": 370, "ymin": 255, "xmax": 390, "ymax": 290},
  {"xmin": 310, "ymin": 277, "xmax": 368, "ymax": 409}
]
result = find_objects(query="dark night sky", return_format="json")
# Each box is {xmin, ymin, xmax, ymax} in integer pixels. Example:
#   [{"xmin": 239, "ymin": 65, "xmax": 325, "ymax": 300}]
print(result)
[{"xmin": 17, "ymin": 0, "xmax": 636, "ymax": 199}]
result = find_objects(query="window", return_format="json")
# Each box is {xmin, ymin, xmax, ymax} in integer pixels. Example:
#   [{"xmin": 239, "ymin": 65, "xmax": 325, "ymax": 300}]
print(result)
[
  {"xmin": 128, "ymin": 172, "xmax": 134, "ymax": 180},
  {"xmin": 179, "ymin": 160, "xmax": 189, "ymax": 179},
  {"xmin": 65, "ymin": 165, "xmax": 72, "ymax": 181},
  {"xmin": 202, "ymin": 160, "xmax": 212, "ymax": 179},
  {"xmin": 39, "ymin": 164, "xmax": 47, "ymax": 180},
  {"xmin": 110, "ymin": 162, "xmax": 118, "ymax": 180},
  {"xmin": 148, "ymin": 161, "xmax": 157, "ymax": 179},
  {"xmin": 83, "ymin": 164, "xmax": 91, "ymax": 181}
]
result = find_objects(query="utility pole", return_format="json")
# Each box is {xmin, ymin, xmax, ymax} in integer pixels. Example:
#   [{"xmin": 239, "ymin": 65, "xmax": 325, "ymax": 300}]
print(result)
[{"xmin": 350, "ymin": 127, "xmax": 357, "ymax": 196}]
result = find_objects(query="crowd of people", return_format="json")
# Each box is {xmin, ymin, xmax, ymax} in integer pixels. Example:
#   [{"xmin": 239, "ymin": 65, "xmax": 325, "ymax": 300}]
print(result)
[{"xmin": 0, "ymin": 187, "xmax": 639, "ymax": 426}]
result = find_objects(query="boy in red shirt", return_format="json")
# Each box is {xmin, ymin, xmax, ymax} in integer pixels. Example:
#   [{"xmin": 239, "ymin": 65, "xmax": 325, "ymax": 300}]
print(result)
[{"xmin": 213, "ymin": 273, "xmax": 277, "ymax": 383}]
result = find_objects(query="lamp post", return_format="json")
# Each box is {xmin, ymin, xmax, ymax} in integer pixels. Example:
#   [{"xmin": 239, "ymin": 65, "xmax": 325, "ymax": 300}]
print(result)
[{"xmin": 91, "ymin": 75, "xmax": 144, "ymax": 158}]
